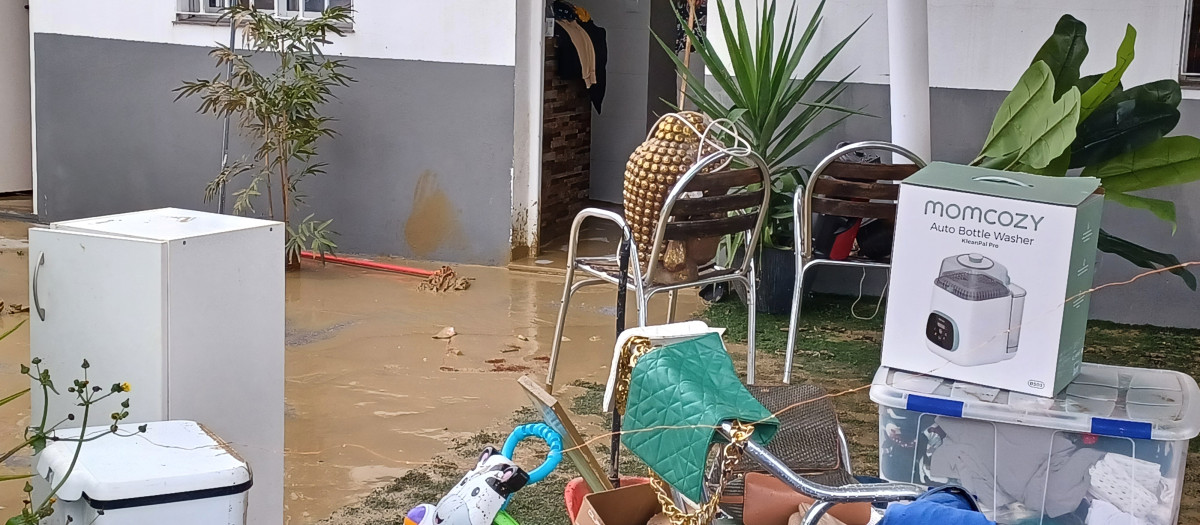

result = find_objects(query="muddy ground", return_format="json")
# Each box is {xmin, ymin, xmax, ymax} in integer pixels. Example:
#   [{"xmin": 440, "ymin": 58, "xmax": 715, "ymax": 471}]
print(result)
[{"xmin": 320, "ymin": 296, "xmax": 1200, "ymax": 525}]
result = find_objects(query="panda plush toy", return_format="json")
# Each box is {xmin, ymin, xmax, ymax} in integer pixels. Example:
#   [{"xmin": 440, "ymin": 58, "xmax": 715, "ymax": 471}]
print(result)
[{"xmin": 407, "ymin": 423, "xmax": 562, "ymax": 525}]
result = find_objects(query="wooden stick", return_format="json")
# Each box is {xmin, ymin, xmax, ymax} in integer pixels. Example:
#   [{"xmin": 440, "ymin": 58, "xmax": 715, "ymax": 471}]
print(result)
[{"xmin": 677, "ymin": 0, "xmax": 698, "ymax": 108}]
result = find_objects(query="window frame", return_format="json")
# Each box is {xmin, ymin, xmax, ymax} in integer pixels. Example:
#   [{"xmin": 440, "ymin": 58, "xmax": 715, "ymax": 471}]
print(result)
[
  {"xmin": 1181, "ymin": 0, "xmax": 1200, "ymax": 86},
  {"xmin": 176, "ymin": 0, "xmax": 353, "ymax": 29}
]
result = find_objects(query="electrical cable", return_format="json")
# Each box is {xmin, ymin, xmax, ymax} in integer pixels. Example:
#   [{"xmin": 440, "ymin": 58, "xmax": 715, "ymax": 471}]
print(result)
[{"xmin": 850, "ymin": 267, "xmax": 889, "ymax": 321}]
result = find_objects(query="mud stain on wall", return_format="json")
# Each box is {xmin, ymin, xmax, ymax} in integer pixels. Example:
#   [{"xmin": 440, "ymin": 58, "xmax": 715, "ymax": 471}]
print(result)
[{"xmin": 404, "ymin": 171, "xmax": 467, "ymax": 258}]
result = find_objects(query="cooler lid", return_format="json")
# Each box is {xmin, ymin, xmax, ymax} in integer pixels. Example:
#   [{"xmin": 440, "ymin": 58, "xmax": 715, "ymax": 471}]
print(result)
[
  {"xmin": 869, "ymin": 363, "xmax": 1200, "ymax": 441},
  {"xmin": 37, "ymin": 420, "xmax": 251, "ymax": 503}
]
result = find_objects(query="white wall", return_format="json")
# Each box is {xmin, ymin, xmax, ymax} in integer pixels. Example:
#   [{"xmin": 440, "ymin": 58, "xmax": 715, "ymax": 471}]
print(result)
[
  {"xmin": 29, "ymin": 0, "xmax": 518, "ymax": 66},
  {"xmin": 572, "ymin": 0, "xmax": 654, "ymax": 203},
  {"xmin": 710, "ymin": 0, "xmax": 1189, "ymax": 92},
  {"xmin": 0, "ymin": 1, "xmax": 32, "ymax": 193}
]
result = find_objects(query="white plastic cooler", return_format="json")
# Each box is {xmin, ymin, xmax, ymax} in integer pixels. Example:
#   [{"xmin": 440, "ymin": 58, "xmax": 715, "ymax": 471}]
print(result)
[
  {"xmin": 870, "ymin": 363, "xmax": 1200, "ymax": 525},
  {"xmin": 37, "ymin": 420, "xmax": 251, "ymax": 525}
]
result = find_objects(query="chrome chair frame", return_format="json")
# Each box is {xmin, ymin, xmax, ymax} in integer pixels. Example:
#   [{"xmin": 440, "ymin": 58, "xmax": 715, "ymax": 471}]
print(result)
[
  {"xmin": 783, "ymin": 142, "xmax": 927, "ymax": 383},
  {"xmin": 719, "ymin": 421, "xmax": 925, "ymax": 525},
  {"xmin": 544, "ymin": 150, "xmax": 772, "ymax": 392}
]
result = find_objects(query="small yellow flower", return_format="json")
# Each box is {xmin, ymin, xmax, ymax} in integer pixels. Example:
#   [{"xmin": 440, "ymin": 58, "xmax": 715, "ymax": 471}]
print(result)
[{"xmin": 121, "ymin": 383, "xmax": 132, "ymax": 392}]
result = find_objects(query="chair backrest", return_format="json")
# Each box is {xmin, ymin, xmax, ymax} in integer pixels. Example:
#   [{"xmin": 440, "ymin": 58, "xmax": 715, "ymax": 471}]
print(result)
[
  {"xmin": 644, "ymin": 150, "xmax": 771, "ymax": 281},
  {"xmin": 797, "ymin": 142, "xmax": 927, "ymax": 258}
]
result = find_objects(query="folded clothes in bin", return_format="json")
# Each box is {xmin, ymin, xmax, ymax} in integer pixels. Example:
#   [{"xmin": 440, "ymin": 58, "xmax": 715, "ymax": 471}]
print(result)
[{"xmin": 870, "ymin": 363, "xmax": 1200, "ymax": 525}]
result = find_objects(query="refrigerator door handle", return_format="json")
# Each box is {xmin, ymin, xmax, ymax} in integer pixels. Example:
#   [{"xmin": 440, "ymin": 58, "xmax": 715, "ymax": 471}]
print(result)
[{"xmin": 32, "ymin": 252, "xmax": 45, "ymax": 321}]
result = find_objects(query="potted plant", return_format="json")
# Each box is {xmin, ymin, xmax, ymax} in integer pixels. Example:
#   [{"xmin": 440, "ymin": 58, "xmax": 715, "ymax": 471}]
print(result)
[
  {"xmin": 974, "ymin": 15, "xmax": 1199, "ymax": 290},
  {"xmin": 656, "ymin": 0, "xmax": 869, "ymax": 313},
  {"xmin": 175, "ymin": 4, "xmax": 354, "ymax": 269}
]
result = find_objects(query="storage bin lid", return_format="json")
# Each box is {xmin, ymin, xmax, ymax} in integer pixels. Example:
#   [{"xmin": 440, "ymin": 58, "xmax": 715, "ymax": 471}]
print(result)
[
  {"xmin": 870, "ymin": 363, "xmax": 1200, "ymax": 441},
  {"xmin": 37, "ymin": 420, "xmax": 252, "ymax": 504}
]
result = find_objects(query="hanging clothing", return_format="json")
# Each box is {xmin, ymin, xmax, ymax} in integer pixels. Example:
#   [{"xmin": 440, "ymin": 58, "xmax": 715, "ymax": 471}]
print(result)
[
  {"xmin": 550, "ymin": 0, "xmax": 609, "ymax": 113},
  {"xmin": 579, "ymin": 17, "xmax": 608, "ymax": 112},
  {"xmin": 555, "ymin": 20, "xmax": 596, "ymax": 87}
]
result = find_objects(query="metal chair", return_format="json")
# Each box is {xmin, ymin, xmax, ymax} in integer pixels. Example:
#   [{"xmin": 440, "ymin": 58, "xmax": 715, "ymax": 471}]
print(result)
[
  {"xmin": 544, "ymin": 149, "xmax": 771, "ymax": 392},
  {"xmin": 718, "ymin": 420, "xmax": 925, "ymax": 525},
  {"xmin": 783, "ymin": 142, "xmax": 926, "ymax": 383},
  {"xmin": 600, "ymin": 322, "xmax": 925, "ymax": 525}
]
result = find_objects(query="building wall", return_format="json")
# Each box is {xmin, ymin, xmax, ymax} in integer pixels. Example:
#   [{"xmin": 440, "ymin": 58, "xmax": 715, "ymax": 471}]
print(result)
[
  {"xmin": 0, "ymin": 2, "xmax": 32, "ymax": 194},
  {"xmin": 29, "ymin": 0, "xmax": 518, "ymax": 264}
]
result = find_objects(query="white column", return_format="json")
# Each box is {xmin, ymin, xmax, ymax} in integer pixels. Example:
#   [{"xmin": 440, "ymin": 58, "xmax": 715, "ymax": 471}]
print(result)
[
  {"xmin": 511, "ymin": 0, "xmax": 545, "ymax": 259},
  {"xmin": 886, "ymin": 0, "xmax": 932, "ymax": 164}
]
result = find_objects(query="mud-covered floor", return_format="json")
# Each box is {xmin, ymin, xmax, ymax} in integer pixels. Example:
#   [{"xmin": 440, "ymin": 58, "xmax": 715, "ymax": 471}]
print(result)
[{"xmin": 0, "ymin": 218, "xmax": 703, "ymax": 523}]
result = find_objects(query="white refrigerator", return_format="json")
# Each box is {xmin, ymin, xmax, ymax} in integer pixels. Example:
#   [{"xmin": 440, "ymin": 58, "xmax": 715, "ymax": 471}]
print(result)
[{"xmin": 29, "ymin": 208, "xmax": 283, "ymax": 525}]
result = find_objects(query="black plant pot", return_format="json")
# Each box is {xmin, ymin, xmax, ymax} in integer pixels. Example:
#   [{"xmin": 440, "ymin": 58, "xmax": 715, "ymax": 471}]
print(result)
[{"xmin": 753, "ymin": 245, "xmax": 796, "ymax": 315}]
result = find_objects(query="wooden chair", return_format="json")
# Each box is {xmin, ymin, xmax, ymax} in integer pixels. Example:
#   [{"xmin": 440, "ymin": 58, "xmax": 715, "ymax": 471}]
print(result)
[
  {"xmin": 544, "ymin": 149, "xmax": 771, "ymax": 392},
  {"xmin": 783, "ymin": 141, "xmax": 926, "ymax": 383}
]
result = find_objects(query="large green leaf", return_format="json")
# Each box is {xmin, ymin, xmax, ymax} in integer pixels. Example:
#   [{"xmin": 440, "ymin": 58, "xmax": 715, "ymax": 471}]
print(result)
[
  {"xmin": 1078, "ymin": 25, "xmax": 1136, "ymax": 121},
  {"xmin": 1106, "ymin": 191, "xmax": 1177, "ymax": 231},
  {"xmin": 1085, "ymin": 135, "xmax": 1200, "ymax": 192},
  {"xmin": 1019, "ymin": 86, "xmax": 1081, "ymax": 169},
  {"xmin": 1110, "ymin": 79, "xmax": 1182, "ymax": 107},
  {"xmin": 1070, "ymin": 99, "xmax": 1179, "ymax": 168},
  {"xmin": 1015, "ymin": 149, "xmax": 1071, "ymax": 176},
  {"xmin": 977, "ymin": 62, "xmax": 1081, "ymax": 169},
  {"xmin": 1032, "ymin": 14, "xmax": 1089, "ymax": 99},
  {"xmin": 1076, "ymin": 73, "xmax": 1121, "ymax": 96},
  {"xmin": 1098, "ymin": 229, "xmax": 1197, "ymax": 290},
  {"xmin": 976, "ymin": 59, "xmax": 1080, "ymax": 170},
  {"xmin": 979, "ymin": 60, "xmax": 1056, "ymax": 157}
]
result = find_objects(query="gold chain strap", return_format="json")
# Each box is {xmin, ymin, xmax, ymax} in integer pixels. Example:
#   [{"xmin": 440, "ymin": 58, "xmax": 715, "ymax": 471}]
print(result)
[
  {"xmin": 613, "ymin": 336, "xmax": 655, "ymax": 415},
  {"xmin": 649, "ymin": 421, "xmax": 755, "ymax": 525}
]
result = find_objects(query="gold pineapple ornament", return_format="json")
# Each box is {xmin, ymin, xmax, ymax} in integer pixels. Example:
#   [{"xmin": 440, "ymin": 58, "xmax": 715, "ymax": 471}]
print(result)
[{"xmin": 623, "ymin": 111, "xmax": 724, "ymax": 283}]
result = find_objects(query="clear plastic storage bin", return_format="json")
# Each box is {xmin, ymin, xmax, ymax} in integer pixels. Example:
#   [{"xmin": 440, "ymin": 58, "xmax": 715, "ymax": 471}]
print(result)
[{"xmin": 870, "ymin": 364, "xmax": 1200, "ymax": 525}]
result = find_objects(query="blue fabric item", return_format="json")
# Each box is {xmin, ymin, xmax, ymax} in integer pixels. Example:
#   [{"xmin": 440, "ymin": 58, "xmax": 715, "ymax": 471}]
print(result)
[{"xmin": 878, "ymin": 485, "xmax": 995, "ymax": 525}]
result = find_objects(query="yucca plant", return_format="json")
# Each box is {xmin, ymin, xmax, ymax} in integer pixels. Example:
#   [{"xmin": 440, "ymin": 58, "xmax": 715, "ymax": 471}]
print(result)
[
  {"xmin": 655, "ymin": 0, "xmax": 868, "ymax": 249},
  {"xmin": 175, "ymin": 4, "xmax": 353, "ymax": 266}
]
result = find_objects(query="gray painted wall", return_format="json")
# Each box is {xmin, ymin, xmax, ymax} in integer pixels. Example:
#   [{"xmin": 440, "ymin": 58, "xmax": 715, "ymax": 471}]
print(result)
[
  {"xmin": 34, "ymin": 34, "xmax": 515, "ymax": 265},
  {"xmin": 741, "ymin": 79, "xmax": 1200, "ymax": 329}
]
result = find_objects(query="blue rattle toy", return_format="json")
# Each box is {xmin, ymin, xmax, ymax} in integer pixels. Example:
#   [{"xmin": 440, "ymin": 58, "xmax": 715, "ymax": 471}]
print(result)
[{"xmin": 407, "ymin": 423, "xmax": 563, "ymax": 525}]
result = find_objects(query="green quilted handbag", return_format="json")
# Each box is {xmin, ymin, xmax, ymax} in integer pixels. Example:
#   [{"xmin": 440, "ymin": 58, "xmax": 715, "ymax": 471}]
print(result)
[{"xmin": 620, "ymin": 332, "xmax": 778, "ymax": 502}]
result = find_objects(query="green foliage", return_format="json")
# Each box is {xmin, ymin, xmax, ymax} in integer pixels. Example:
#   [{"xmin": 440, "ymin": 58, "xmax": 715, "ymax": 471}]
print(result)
[
  {"xmin": 977, "ymin": 61, "xmax": 1081, "ymax": 170},
  {"xmin": 285, "ymin": 214, "xmax": 338, "ymax": 261},
  {"xmin": 0, "ymin": 321, "xmax": 141, "ymax": 524},
  {"xmin": 176, "ymin": 4, "xmax": 354, "ymax": 262},
  {"xmin": 655, "ymin": 0, "xmax": 867, "ymax": 249},
  {"xmin": 1031, "ymin": 15, "xmax": 1088, "ymax": 100},
  {"xmin": 976, "ymin": 14, "xmax": 1199, "ymax": 288}
]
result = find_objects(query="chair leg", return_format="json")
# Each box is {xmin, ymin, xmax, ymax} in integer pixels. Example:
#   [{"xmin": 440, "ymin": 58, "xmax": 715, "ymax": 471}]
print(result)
[
  {"xmin": 666, "ymin": 289, "xmax": 679, "ymax": 323},
  {"xmin": 545, "ymin": 266, "xmax": 577, "ymax": 394},
  {"xmin": 746, "ymin": 263, "xmax": 757, "ymax": 385},
  {"xmin": 636, "ymin": 286, "xmax": 650, "ymax": 327},
  {"xmin": 783, "ymin": 254, "xmax": 807, "ymax": 385}
]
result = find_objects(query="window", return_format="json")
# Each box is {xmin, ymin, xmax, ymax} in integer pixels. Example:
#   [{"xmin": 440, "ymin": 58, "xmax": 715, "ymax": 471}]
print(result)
[
  {"xmin": 177, "ymin": 0, "xmax": 351, "ymax": 22},
  {"xmin": 1184, "ymin": 0, "xmax": 1200, "ymax": 83}
]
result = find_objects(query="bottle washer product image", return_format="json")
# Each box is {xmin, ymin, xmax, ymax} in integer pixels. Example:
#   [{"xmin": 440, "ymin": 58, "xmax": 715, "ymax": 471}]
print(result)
[{"xmin": 925, "ymin": 253, "xmax": 1026, "ymax": 366}]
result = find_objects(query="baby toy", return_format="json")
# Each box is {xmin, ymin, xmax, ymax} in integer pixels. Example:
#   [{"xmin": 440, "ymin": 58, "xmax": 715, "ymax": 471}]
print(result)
[{"xmin": 407, "ymin": 423, "xmax": 563, "ymax": 525}]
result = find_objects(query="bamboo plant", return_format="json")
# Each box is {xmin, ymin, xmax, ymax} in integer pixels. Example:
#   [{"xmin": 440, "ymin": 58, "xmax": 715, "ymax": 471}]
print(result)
[
  {"xmin": 656, "ymin": 0, "xmax": 869, "ymax": 249},
  {"xmin": 974, "ymin": 15, "xmax": 1199, "ymax": 289},
  {"xmin": 175, "ymin": 4, "xmax": 354, "ymax": 264}
]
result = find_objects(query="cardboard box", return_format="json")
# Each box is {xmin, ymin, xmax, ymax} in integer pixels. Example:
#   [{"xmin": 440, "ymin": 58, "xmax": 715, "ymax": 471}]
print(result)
[
  {"xmin": 881, "ymin": 162, "xmax": 1103, "ymax": 396},
  {"xmin": 574, "ymin": 482, "xmax": 662, "ymax": 525}
]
